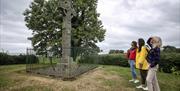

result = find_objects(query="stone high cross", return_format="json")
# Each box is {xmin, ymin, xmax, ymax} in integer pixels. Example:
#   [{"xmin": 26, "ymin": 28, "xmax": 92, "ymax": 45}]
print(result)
[{"xmin": 59, "ymin": 0, "xmax": 76, "ymax": 77}]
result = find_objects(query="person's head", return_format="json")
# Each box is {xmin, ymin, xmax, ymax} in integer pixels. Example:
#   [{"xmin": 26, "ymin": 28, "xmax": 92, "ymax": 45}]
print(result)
[
  {"xmin": 147, "ymin": 36, "xmax": 162, "ymax": 48},
  {"xmin": 138, "ymin": 38, "xmax": 145, "ymax": 52},
  {"xmin": 131, "ymin": 41, "xmax": 137, "ymax": 48}
]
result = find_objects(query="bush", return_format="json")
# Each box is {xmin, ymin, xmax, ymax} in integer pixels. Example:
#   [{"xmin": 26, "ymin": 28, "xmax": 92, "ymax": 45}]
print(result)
[
  {"xmin": 0, "ymin": 52, "xmax": 39, "ymax": 65},
  {"xmin": 78, "ymin": 54, "xmax": 129, "ymax": 67},
  {"xmin": 26, "ymin": 55, "xmax": 39, "ymax": 64},
  {"xmin": 79, "ymin": 52, "xmax": 180, "ymax": 74},
  {"xmin": 98, "ymin": 54, "xmax": 128, "ymax": 67},
  {"xmin": 0, "ymin": 53, "xmax": 13, "ymax": 65},
  {"xmin": 159, "ymin": 53, "xmax": 180, "ymax": 73},
  {"xmin": 78, "ymin": 55, "xmax": 99, "ymax": 64}
]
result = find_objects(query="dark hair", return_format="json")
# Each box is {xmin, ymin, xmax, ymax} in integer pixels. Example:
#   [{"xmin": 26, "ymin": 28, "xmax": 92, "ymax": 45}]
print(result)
[
  {"xmin": 131, "ymin": 41, "xmax": 137, "ymax": 48},
  {"xmin": 138, "ymin": 38, "xmax": 145, "ymax": 52},
  {"xmin": 147, "ymin": 37, "xmax": 152, "ymax": 47}
]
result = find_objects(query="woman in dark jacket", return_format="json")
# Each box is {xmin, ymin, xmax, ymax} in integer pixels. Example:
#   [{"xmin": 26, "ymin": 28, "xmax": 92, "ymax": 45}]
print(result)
[{"xmin": 146, "ymin": 36, "xmax": 162, "ymax": 91}]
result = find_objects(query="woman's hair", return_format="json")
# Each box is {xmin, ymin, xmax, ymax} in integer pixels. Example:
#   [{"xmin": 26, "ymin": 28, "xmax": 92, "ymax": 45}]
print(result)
[
  {"xmin": 152, "ymin": 36, "xmax": 162, "ymax": 48},
  {"xmin": 131, "ymin": 41, "xmax": 137, "ymax": 48},
  {"xmin": 147, "ymin": 37, "xmax": 152, "ymax": 47},
  {"xmin": 138, "ymin": 38, "xmax": 145, "ymax": 52}
]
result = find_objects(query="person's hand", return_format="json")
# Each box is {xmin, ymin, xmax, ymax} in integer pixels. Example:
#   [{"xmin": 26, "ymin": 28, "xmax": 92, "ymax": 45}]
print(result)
[
  {"xmin": 148, "ymin": 64, "xmax": 151, "ymax": 69},
  {"xmin": 139, "ymin": 63, "xmax": 143, "ymax": 69}
]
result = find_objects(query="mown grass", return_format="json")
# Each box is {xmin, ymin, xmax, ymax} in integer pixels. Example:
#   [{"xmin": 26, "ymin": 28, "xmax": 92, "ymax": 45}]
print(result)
[
  {"xmin": 102, "ymin": 65, "xmax": 180, "ymax": 91},
  {"xmin": 11, "ymin": 85, "xmax": 54, "ymax": 91},
  {"xmin": 0, "ymin": 64, "xmax": 180, "ymax": 91},
  {"xmin": 0, "ymin": 65, "xmax": 25, "ymax": 90}
]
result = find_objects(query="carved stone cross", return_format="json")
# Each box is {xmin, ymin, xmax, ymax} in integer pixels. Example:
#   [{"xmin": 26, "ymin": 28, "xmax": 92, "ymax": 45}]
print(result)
[{"xmin": 59, "ymin": 0, "xmax": 76, "ymax": 78}]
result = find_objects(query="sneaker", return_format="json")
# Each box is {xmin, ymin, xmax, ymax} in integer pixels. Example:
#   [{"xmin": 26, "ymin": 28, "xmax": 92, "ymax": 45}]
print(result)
[
  {"xmin": 136, "ymin": 85, "xmax": 143, "ymax": 89},
  {"xmin": 142, "ymin": 86, "xmax": 148, "ymax": 91},
  {"xmin": 129, "ymin": 79, "xmax": 134, "ymax": 82},
  {"xmin": 134, "ymin": 79, "xmax": 139, "ymax": 83}
]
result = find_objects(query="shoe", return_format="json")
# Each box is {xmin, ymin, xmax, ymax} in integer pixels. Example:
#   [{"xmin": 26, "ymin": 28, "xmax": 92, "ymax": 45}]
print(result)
[
  {"xmin": 142, "ymin": 86, "xmax": 148, "ymax": 91},
  {"xmin": 134, "ymin": 79, "xmax": 139, "ymax": 83},
  {"xmin": 136, "ymin": 85, "xmax": 143, "ymax": 89},
  {"xmin": 129, "ymin": 79, "xmax": 134, "ymax": 82}
]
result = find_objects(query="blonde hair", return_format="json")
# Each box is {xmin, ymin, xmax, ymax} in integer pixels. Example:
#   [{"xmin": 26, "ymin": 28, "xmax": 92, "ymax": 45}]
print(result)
[{"xmin": 152, "ymin": 36, "xmax": 162, "ymax": 48}]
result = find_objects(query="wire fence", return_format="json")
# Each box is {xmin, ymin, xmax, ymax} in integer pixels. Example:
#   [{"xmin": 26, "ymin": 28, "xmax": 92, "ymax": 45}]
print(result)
[{"xmin": 26, "ymin": 47, "xmax": 99, "ymax": 79}]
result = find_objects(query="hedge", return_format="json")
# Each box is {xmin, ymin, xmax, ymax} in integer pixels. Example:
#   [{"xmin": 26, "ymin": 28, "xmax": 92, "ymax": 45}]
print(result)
[
  {"xmin": 1, "ymin": 52, "xmax": 179, "ymax": 74},
  {"xmin": 159, "ymin": 53, "xmax": 180, "ymax": 73},
  {"xmin": 78, "ymin": 53, "xmax": 180, "ymax": 74},
  {"xmin": 0, "ymin": 52, "xmax": 39, "ymax": 65},
  {"xmin": 78, "ymin": 54, "xmax": 129, "ymax": 67},
  {"xmin": 98, "ymin": 54, "xmax": 128, "ymax": 67}
]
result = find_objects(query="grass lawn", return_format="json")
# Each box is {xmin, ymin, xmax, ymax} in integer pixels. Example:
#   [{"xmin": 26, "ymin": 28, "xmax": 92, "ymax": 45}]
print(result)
[{"xmin": 0, "ymin": 64, "xmax": 180, "ymax": 91}]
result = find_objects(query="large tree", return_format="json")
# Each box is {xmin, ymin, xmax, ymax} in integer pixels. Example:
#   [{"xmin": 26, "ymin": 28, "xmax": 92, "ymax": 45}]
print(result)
[{"xmin": 24, "ymin": 0, "xmax": 106, "ymax": 56}]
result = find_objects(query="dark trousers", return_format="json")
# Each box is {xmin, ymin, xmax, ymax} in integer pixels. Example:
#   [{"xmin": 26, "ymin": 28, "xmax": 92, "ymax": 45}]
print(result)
[{"xmin": 140, "ymin": 69, "xmax": 148, "ymax": 85}]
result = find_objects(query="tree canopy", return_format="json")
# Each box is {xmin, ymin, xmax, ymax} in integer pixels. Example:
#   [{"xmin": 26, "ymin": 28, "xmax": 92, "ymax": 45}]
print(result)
[
  {"xmin": 163, "ymin": 45, "xmax": 180, "ymax": 53},
  {"xmin": 23, "ymin": 0, "xmax": 106, "ymax": 56}
]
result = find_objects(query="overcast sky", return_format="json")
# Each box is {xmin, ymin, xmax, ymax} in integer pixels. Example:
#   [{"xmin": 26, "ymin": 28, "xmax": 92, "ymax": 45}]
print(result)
[{"xmin": 0, "ymin": 0, "xmax": 180, "ymax": 54}]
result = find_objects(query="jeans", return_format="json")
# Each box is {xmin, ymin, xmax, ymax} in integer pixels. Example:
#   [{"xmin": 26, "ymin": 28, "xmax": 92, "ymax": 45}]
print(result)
[{"xmin": 129, "ymin": 60, "xmax": 137, "ymax": 79}]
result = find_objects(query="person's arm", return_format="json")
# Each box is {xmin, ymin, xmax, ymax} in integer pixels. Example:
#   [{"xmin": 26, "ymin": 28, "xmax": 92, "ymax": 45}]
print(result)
[
  {"xmin": 150, "ymin": 48, "xmax": 160, "ymax": 67},
  {"xmin": 134, "ymin": 49, "xmax": 137, "ymax": 62}
]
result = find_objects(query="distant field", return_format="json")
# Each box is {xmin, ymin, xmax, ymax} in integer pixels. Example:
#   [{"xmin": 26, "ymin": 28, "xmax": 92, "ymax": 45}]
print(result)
[{"xmin": 0, "ymin": 64, "xmax": 180, "ymax": 91}]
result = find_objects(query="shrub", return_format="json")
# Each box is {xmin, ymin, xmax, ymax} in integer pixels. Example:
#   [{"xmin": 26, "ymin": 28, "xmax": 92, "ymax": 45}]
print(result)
[
  {"xmin": 26, "ymin": 55, "xmax": 39, "ymax": 64},
  {"xmin": 78, "ymin": 54, "xmax": 129, "ymax": 67},
  {"xmin": 78, "ymin": 52, "xmax": 180, "ymax": 74},
  {"xmin": 0, "ymin": 53, "xmax": 14, "ymax": 65},
  {"xmin": 78, "ymin": 55, "xmax": 99, "ymax": 64},
  {"xmin": 98, "ymin": 54, "xmax": 128, "ymax": 67},
  {"xmin": 159, "ymin": 53, "xmax": 180, "ymax": 73},
  {"xmin": 0, "ymin": 52, "xmax": 39, "ymax": 65}
]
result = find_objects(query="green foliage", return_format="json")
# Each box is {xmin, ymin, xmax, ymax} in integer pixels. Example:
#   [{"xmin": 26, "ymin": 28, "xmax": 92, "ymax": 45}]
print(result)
[
  {"xmin": 23, "ymin": 0, "xmax": 106, "ymax": 56},
  {"xmin": 26, "ymin": 55, "xmax": 39, "ymax": 64},
  {"xmin": 99, "ymin": 54, "xmax": 128, "ymax": 67},
  {"xmin": 0, "ymin": 53, "xmax": 14, "ymax": 64},
  {"xmin": 163, "ymin": 45, "xmax": 180, "ymax": 53},
  {"xmin": 79, "ymin": 52, "xmax": 180, "ymax": 75},
  {"xmin": 109, "ymin": 50, "xmax": 124, "ymax": 54},
  {"xmin": 0, "ymin": 53, "xmax": 39, "ymax": 65},
  {"xmin": 71, "ymin": 47, "xmax": 99, "ymax": 62},
  {"xmin": 78, "ymin": 54, "xmax": 129, "ymax": 67},
  {"xmin": 159, "ymin": 53, "xmax": 180, "ymax": 74},
  {"xmin": 78, "ymin": 54, "xmax": 99, "ymax": 64}
]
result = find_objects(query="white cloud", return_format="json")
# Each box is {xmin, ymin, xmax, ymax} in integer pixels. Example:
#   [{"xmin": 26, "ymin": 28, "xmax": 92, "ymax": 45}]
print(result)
[
  {"xmin": 0, "ymin": 0, "xmax": 32, "ymax": 53},
  {"xmin": 97, "ymin": 0, "xmax": 180, "ymax": 54},
  {"xmin": 0, "ymin": 0, "xmax": 179, "ymax": 54}
]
